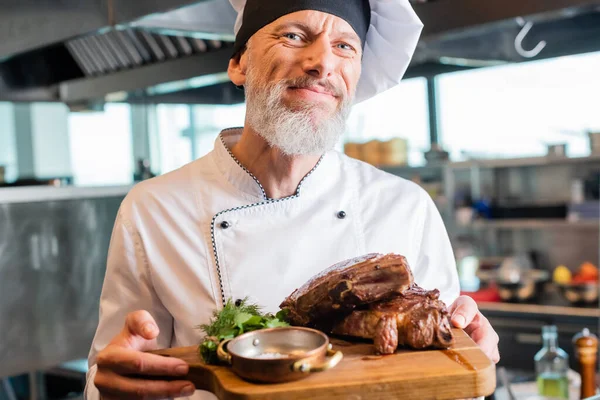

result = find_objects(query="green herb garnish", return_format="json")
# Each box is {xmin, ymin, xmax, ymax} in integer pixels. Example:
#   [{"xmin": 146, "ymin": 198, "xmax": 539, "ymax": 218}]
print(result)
[{"xmin": 197, "ymin": 297, "xmax": 290, "ymax": 364}]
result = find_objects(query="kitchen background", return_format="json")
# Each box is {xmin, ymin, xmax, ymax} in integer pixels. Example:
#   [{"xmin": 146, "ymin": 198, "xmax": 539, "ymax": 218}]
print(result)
[{"xmin": 1, "ymin": 1, "xmax": 600, "ymax": 399}]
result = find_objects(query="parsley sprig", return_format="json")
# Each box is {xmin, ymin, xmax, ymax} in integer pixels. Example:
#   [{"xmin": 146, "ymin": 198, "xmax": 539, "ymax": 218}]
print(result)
[{"xmin": 197, "ymin": 297, "xmax": 289, "ymax": 364}]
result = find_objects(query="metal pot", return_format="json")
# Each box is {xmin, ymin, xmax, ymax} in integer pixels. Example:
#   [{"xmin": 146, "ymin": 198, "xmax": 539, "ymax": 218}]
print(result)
[
  {"xmin": 589, "ymin": 131, "xmax": 600, "ymax": 155},
  {"xmin": 478, "ymin": 269, "xmax": 550, "ymax": 302},
  {"xmin": 547, "ymin": 143, "xmax": 567, "ymax": 157},
  {"xmin": 556, "ymin": 282, "xmax": 599, "ymax": 305},
  {"xmin": 217, "ymin": 327, "xmax": 343, "ymax": 383}
]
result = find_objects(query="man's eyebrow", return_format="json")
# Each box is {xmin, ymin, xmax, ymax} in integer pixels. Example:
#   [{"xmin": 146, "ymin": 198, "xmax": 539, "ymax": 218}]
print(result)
[
  {"xmin": 273, "ymin": 21, "xmax": 313, "ymax": 33},
  {"xmin": 336, "ymin": 31, "xmax": 361, "ymax": 46}
]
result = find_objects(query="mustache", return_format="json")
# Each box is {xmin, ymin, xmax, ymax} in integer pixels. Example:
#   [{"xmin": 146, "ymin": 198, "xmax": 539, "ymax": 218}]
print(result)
[{"xmin": 278, "ymin": 76, "xmax": 345, "ymax": 99}]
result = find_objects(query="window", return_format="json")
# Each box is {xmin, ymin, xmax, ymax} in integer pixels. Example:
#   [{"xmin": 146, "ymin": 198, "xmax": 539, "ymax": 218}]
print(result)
[
  {"xmin": 437, "ymin": 51, "xmax": 600, "ymax": 161},
  {"xmin": 152, "ymin": 80, "xmax": 429, "ymax": 170},
  {"xmin": 31, "ymin": 103, "xmax": 72, "ymax": 179},
  {"xmin": 68, "ymin": 104, "xmax": 133, "ymax": 186},
  {"xmin": 343, "ymin": 78, "xmax": 430, "ymax": 166},
  {"xmin": 0, "ymin": 102, "xmax": 17, "ymax": 182},
  {"xmin": 153, "ymin": 105, "xmax": 193, "ymax": 174},
  {"xmin": 192, "ymin": 104, "xmax": 246, "ymax": 158}
]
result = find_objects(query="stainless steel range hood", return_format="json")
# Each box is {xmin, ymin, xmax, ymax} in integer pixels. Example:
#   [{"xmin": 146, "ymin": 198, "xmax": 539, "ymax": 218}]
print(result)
[
  {"xmin": 1, "ymin": 0, "xmax": 599, "ymax": 106},
  {"xmin": 411, "ymin": 0, "xmax": 600, "ymax": 70},
  {"xmin": 0, "ymin": 0, "xmax": 233, "ymax": 60},
  {"xmin": 0, "ymin": 0, "xmax": 242, "ymax": 107}
]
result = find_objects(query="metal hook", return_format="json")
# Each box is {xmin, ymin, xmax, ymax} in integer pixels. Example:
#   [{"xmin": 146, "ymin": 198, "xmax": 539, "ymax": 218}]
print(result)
[{"xmin": 514, "ymin": 17, "xmax": 547, "ymax": 58}]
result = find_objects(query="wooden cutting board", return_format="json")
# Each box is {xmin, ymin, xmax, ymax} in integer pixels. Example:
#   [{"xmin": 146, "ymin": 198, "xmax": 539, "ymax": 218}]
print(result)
[{"xmin": 151, "ymin": 329, "xmax": 496, "ymax": 400}]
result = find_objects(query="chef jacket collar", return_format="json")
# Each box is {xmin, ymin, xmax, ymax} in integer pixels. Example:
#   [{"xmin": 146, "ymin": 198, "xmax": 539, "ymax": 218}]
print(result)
[{"xmin": 212, "ymin": 128, "xmax": 337, "ymax": 201}]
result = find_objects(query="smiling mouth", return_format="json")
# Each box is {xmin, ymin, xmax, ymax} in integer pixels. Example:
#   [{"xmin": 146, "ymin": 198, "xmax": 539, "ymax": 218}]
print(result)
[{"xmin": 289, "ymin": 86, "xmax": 337, "ymax": 98}]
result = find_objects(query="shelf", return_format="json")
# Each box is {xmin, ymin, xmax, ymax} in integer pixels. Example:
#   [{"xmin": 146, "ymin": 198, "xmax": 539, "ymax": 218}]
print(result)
[
  {"xmin": 448, "ymin": 154, "xmax": 600, "ymax": 170},
  {"xmin": 477, "ymin": 301, "xmax": 600, "ymax": 318},
  {"xmin": 380, "ymin": 165, "xmax": 443, "ymax": 175},
  {"xmin": 0, "ymin": 185, "xmax": 132, "ymax": 204},
  {"xmin": 467, "ymin": 219, "xmax": 598, "ymax": 229}
]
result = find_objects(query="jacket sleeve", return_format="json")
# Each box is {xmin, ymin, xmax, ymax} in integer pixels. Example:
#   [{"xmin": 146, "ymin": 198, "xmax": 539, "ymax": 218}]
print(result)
[
  {"xmin": 412, "ymin": 189, "xmax": 460, "ymax": 306},
  {"xmin": 85, "ymin": 210, "xmax": 174, "ymax": 399}
]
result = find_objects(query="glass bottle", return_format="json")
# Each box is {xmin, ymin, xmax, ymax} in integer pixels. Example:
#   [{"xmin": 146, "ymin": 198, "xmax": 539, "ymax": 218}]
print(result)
[{"xmin": 535, "ymin": 325, "xmax": 570, "ymax": 399}]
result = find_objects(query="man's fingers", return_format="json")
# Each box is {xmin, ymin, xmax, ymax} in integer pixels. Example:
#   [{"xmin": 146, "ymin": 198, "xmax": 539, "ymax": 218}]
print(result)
[
  {"xmin": 449, "ymin": 297, "xmax": 500, "ymax": 364},
  {"xmin": 491, "ymin": 346, "xmax": 501, "ymax": 364},
  {"xmin": 95, "ymin": 368, "xmax": 195, "ymax": 400},
  {"xmin": 97, "ymin": 346, "xmax": 189, "ymax": 377},
  {"xmin": 125, "ymin": 310, "xmax": 159, "ymax": 340},
  {"xmin": 450, "ymin": 296, "xmax": 478, "ymax": 329},
  {"xmin": 468, "ymin": 323, "xmax": 500, "ymax": 363}
]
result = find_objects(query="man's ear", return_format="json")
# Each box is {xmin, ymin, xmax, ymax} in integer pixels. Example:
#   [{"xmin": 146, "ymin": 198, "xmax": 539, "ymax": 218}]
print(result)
[{"xmin": 228, "ymin": 50, "xmax": 248, "ymax": 87}]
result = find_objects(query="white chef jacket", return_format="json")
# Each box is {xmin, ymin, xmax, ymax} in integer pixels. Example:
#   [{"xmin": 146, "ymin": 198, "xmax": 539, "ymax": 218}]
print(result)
[{"xmin": 85, "ymin": 128, "xmax": 460, "ymax": 400}]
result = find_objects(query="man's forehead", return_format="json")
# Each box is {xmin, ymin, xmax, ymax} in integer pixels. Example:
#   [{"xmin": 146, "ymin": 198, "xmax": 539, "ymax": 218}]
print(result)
[{"xmin": 267, "ymin": 10, "xmax": 360, "ymax": 39}]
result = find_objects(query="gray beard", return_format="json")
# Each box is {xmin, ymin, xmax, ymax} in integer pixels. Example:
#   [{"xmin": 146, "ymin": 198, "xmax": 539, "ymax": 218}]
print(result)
[{"xmin": 244, "ymin": 68, "xmax": 352, "ymax": 156}]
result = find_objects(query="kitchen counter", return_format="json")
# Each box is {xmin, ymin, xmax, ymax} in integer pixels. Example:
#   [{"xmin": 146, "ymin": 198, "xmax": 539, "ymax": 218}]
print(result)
[
  {"xmin": 0, "ymin": 192, "xmax": 123, "ymax": 378},
  {"xmin": 478, "ymin": 301, "xmax": 600, "ymax": 318},
  {"xmin": 0, "ymin": 185, "xmax": 132, "ymax": 204},
  {"xmin": 477, "ymin": 298, "xmax": 599, "ymax": 374}
]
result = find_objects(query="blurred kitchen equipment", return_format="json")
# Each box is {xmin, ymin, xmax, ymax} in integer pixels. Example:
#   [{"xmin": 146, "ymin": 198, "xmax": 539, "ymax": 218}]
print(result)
[
  {"xmin": 588, "ymin": 131, "xmax": 600, "ymax": 155},
  {"xmin": 489, "ymin": 204, "xmax": 567, "ymax": 220},
  {"xmin": 478, "ymin": 256, "xmax": 549, "ymax": 302},
  {"xmin": 556, "ymin": 282, "xmax": 599, "ymax": 306},
  {"xmin": 133, "ymin": 158, "xmax": 155, "ymax": 182},
  {"xmin": 454, "ymin": 235, "xmax": 482, "ymax": 292},
  {"xmin": 567, "ymin": 201, "xmax": 600, "ymax": 221},
  {"xmin": 556, "ymin": 129, "xmax": 600, "ymax": 156},
  {"xmin": 424, "ymin": 143, "xmax": 449, "ymax": 164},
  {"xmin": 572, "ymin": 328, "xmax": 598, "ymax": 399},
  {"xmin": 1, "ymin": 177, "xmax": 72, "ymax": 187},
  {"xmin": 570, "ymin": 179, "xmax": 585, "ymax": 205},
  {"xmin": 514, "ymin": 17, "xmax": 547, "ymax": 59},
  {"xmin": 343, "ymin": 138, "xmax": 409, "ymax": 167},
  {"xmin": 361, "ymin": 140, "xmax": 382, "ymax": 166},
  {"xmin": 380, "ymin": 138, "xmax": 408, "ymax": 166},
  {"xmin": 0, "ymin": 165, "xmax": 5, "ymax": 184},
  {"xmin": 584, "ymin": 172, "xmax": 600, "ymax": 200},
  {"xmin": 498, "ymin": 255, "xmax": 533, "ymax": 282},
  {"xmin": 216, "ymin": 327, "xmax": 342, "ymax": 383},
  {"xmin": 498, "ymin": 367, "xmax": 517, "ymax": 400},
  {"xmin": 344, "ymin": 142, "xmax": 362, "ymax": 160},
  {"xmin": 458, "ymin": 255, "xmax": 480, "ymax": 292},
  {"xmin": 546, "ymin": 143, "xmax": 567, "ymax": 157}
]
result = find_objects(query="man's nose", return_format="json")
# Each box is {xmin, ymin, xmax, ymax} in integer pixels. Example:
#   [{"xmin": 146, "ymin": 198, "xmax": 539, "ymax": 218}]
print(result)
[{"xmin": 301, "ymin": 37, "xmax": 336, "ymax": 79}]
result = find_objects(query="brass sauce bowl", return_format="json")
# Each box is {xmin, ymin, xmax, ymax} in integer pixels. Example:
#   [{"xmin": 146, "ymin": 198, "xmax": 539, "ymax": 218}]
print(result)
[{"xmin": 217, "ymin": 327, "xmax": 343, "ymax": 383}]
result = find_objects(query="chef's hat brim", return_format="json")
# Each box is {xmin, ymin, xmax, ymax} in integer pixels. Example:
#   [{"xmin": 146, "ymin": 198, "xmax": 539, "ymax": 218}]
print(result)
[{"xmin": 229, "ymin": 0, "xmax": 423, "ymax": 104}]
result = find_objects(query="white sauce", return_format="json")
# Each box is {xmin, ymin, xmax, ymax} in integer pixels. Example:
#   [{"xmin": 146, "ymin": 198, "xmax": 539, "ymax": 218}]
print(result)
[{"xmin": 254, "ymin": 352, "xmax": 289, "ymax": 359}]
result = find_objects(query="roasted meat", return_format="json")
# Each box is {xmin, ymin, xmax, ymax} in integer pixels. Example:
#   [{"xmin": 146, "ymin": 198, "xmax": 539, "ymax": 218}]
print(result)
[
  {"xmin": 331, "ymin": 285, "xmax": 454, "ymax": 353},
  {"xmin": 280, "ymin": 253, "xmax": 414, "ymax": 326},
  {"xmin": 280, "ymin": 253, "xmax": 454, "ymax": 353}
]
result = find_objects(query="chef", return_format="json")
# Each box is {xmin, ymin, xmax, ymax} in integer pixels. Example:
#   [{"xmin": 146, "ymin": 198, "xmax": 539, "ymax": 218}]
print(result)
[{"xmin": 85, "ymin": 0, "xmax": 500, "ymax": 399}]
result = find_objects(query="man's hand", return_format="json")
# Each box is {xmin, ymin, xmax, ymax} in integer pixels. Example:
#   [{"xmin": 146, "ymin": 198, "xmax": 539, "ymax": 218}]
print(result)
[
  {"xmin": 94, "ymin": 310, "xmax": 195, "ymax": 399},
  {"xmin": 448, "ymin": 296, "xmax": 500, "ymax": 364}
]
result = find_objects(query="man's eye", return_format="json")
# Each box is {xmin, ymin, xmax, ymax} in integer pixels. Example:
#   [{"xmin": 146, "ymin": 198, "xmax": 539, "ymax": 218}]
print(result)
[
  {"xmin": 283, "ymin": 33, "xmax": 302, "ymax": 41},
  {"xmin": 337, "ymin": 43, "xmax": 354, "ymax": 51}
]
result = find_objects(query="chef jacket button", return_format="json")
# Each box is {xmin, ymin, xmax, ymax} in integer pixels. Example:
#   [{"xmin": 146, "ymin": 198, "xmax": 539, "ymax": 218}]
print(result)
[
  {"xmin": 235, "ymin": 298, "xmax": 242, "ymax": 307},
  {"xmin": 220, "ymin": 221, "xmax": 230, "ymax": 229},
  {"xmin": 337, "ymin": 211, "xmax": 347, "ymax": 219}
]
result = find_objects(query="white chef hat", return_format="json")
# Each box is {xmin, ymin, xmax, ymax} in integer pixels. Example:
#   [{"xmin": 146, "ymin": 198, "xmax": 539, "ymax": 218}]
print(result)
[{"xmin": 228, "ymin": 0, "xmax": 423, "ymax": 104}]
